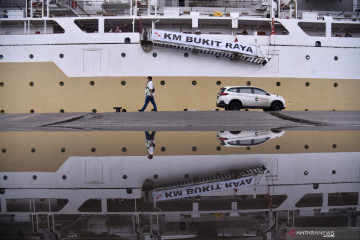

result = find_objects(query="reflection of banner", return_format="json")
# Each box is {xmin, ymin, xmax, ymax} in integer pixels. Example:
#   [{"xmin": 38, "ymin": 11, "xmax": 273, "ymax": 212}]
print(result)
[
  {"xmin": 152, "ymin": 29, "xmax": 255, "ymax": 56},
  {"xmin": 153, "ymin": 176, "xmax": 255, "ymax": 202}
]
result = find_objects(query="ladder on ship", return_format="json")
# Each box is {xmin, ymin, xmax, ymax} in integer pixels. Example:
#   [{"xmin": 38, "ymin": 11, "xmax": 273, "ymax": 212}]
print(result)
[{"xmin": 141, "ymin": 29, "xmax": 269, "ymax": 65}]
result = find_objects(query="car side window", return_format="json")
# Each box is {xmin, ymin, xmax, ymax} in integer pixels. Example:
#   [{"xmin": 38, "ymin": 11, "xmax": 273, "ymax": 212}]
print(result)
[
  {"xmin": 228, "ymin": 88, "xmax": 240, "ymax": 93},
  {"xmin": 253, "ymin": 88, "xmax": 268, "ymax": 95},
  {"xmin": 239, "ymin": 88, "xmax": 252, "ymax": 94}
]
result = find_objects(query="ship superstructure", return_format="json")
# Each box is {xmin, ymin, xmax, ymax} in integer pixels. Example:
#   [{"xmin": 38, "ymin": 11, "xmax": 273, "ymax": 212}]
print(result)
[{"xmin": 0, "ymin": 0, "xmax": 360, "ymax": 113}]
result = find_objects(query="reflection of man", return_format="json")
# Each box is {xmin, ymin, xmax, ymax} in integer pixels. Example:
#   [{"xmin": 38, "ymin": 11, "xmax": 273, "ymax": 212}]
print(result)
[{"xmin": 145, "ymin": 131, "xmax": 156, "ymax": 159}]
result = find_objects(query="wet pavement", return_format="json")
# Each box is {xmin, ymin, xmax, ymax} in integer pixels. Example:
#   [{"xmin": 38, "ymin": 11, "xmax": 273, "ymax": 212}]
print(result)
[{"xmin": 0, "ymin": 111, "xmax": 360, "ymax": 131}]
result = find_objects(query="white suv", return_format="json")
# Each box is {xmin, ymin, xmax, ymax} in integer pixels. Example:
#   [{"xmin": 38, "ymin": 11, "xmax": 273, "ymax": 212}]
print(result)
[{"xmin": 216, "ymin": 86, "xmax": 286, "ymax": 111}]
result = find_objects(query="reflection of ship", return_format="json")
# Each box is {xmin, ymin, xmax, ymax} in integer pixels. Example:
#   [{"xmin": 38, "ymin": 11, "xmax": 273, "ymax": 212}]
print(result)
[
  {"xmin": 217, "ymin": 130, "xmax": 285, "ymax": 147},
  {"xmin": 1, "ymin": 152, "xmax": 359, "ymax": 239},
  {"xmin": 1, "ymin": 1, "xmax": 360, "ymax": 113}
]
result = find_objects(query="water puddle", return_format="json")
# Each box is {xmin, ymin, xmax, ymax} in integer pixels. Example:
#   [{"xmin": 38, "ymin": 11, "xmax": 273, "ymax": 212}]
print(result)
[{"xmin": 0, "ymin": 130, "xmax": 359, "ymax": 239}]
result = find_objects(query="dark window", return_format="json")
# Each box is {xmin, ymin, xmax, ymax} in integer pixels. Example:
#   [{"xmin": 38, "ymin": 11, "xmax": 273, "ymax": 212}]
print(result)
[
  {"xmin": 239, "ymin": 88, "xmax": 252, "ymax": 94},
  {"xmin": 253, "ymin": 88, "xmax": 268, "ymax": 95},
  {"xmin": 228, "ymin": 88, "xmax": 240, "ymax": 93}
]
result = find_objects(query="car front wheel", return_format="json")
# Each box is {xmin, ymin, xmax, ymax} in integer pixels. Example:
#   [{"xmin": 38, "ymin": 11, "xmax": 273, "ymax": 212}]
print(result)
[
  {"xmin": 229, "ymin": 102, "xmax": 242, "ymax": 111},
  {"xmin": 271, "ymin": 102, "xmax": 283, "ymax": 111}
]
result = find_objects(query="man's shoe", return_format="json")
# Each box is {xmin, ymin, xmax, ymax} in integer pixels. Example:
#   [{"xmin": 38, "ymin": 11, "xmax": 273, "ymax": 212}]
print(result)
[
  {"xmin": 151, "ymin": 109, "xmax": 157, "ymax": 112},
  {"xmin": 138, "ymin": 109, "xmax": 144, "ymax": 112}
]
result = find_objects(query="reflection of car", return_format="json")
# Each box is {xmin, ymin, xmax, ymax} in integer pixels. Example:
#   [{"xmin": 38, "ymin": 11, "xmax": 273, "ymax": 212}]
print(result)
[
  {"xmin": 216, "ymin": 86, "xmax": 286, "ymax": 111},
  {"xmin": 217, "ymin": 130, "xmax": 285, "ymax": 147}
]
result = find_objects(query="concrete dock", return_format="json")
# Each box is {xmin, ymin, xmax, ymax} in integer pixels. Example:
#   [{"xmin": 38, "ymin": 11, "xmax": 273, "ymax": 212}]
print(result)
[{"xmin": 1, "ymin": 111, "xmax": 359, "ymax": 131}]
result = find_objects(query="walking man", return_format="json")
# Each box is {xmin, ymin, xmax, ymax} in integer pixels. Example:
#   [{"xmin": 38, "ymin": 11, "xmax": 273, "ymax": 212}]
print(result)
[{"xmin": 139, "ymin": 76, "xmax": 157, "ymax": 112}]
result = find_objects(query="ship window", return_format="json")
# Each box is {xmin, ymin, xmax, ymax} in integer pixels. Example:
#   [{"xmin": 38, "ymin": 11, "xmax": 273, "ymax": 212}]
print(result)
[
  {"xmin": 332, "ymin": 23, "xmax": 360, "ymax": 38},
  {"xmin": 78, "ymin": 199, "xmax": 102, "ymax": 212},
  {"xmin": 329, "ymin": 192, "xmax": 358, "ymax": 206},
  {"xmin": 0, "ymin": 20, "xmax": 64, "ymax": 35},
  {"xmin": 298, "ymin": 22, "xmax": 326, "ymax": 36},
  {"xmin": 296, "ymin": 193, "xmax": 322, "ymax": 207},
  {"xmin": 75, "ymin": 19, "xmax": 98, "ymax": 33},
  {"xmin": 105, "ymin": 19, "xmax": 133, "ymax": 33}
]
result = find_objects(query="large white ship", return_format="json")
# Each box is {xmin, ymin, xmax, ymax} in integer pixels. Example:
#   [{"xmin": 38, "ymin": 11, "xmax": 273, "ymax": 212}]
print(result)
[{"xmin": 0, "ymin": 0, "xmax": 360, "ymax": 113}]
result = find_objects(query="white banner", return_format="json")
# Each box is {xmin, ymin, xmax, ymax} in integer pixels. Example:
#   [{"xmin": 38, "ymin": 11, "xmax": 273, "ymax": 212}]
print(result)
[
  {"xmin": 153, "ymin": 176, "xmax": 255, "ymax": 202},
  {"xmin": 152, "ymin": 29, "xmax": 256, "ymax": 56}
]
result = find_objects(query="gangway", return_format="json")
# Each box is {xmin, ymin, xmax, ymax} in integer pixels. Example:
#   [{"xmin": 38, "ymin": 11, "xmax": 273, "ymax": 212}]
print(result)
[{"xmin": 142, "ymin": 29, "xmax": 270, "ymax": 65}]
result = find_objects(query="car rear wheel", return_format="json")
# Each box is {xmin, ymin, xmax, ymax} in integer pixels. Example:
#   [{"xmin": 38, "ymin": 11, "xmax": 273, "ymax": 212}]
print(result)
[
  {"xmin": 229, "ymin": 102, "xmax": 242, "ymax": 111},
  {"xmin": 271, "ymin": 102, "xmax": 283, "ymax": 111}
]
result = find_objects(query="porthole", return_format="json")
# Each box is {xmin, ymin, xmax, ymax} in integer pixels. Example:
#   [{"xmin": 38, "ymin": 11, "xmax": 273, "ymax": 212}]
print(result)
[
  {"xmin": 91, "ymin": 147, "xmax": 96, "ymax": 152},
  {"xmin": 126, "ymin": 188, "xmax": 132, "ymax": 194},
  {"xmin": 32, "ymin": 175, "xmax": 37, "ymax": 180},
  {"xmin": 30, "ymin": 109, "xmax": 35, "ymax": 114},
  {"xmin": 154, "ymin": 174, "xmax": 159, "ymax": 179},
  {"xmin": 122, "ymin": 109, "xmax": 127, "ymax": 112},
  {"xmin": 333, "ymin": 83, "xmax": 338, "ymax": 88},
  {"xmin": 124, "ymin": 37, "xmax": 131, "ymax": 44},
  {"xmin": 313, "ymin": 183, "xmax": 319, "ymax": 189},
  {"xmin": 160, "ymin": 80, "xmax": 165, "ymax": 86},
  {"xmin": 216, "ymin": 146, "xmax": 221, "ymax": 151},
  {"xmin": 0, "ymin": 82, "xmax": 4, "ymax": 87},
  {"xmin": 332, "ymin": 144, "xmax": 337, "ymax": 149},
  {"xmin": 61, "ymin": 148, "xmax": 66, "ymax": 153},
  {"xmin": 246, "ymin": 81, "xmax": 251, "ymax": 86},
  {"xmin": 304, "ymin": 171, "xmax": 308, "ymax": 176},
  {"xmin": 0, "ymin": 54, "xmax": 3, "ymax": 59},
  {"xmin": 29, "ymin": 82, "xmax": 34, "ymax": 87},
  {"xmin": 192, "ymin": 146, "xmax": 197, "ymax": 151},
  {"xmin": 216, "ymin": 81, "xmax": 221, "ymax": 86},
  {"xmin": 161, "ymin": 146, "xmax": 166, "ymax": 152},
  {"xmin": 92, "ymin": 109, "xmax": 97, "ymax": 113},
  {"xmin": 123, "ymin": 175, "xmax": 127, "ymax": 179},
  {"xmin": 275, "ymin": 145, "xmax": 280, "ymax": 150},
  {"xmin": 1, "ymin": 148, "xmax": 6, "ymax": 153},
  {"xmin": 332, "ymin": 170, "xmax": 336, "ymax": 175},
  {"xmin": 3, "ymin": 175, "xmax": 7, "ymax": 180},
  {"xmin": 246, "ymin": 147, "xmax": 251, "ymax": 150},
  {"xmin": 1, "ymin": 110, "xmax": 5, "ymax": 114},
  {"xmin": 305, "ymin": 82, "xmax": 310, "ymax": 87},
  {"xmin": 184, "ymin": 52, "xmax": 189, "ymax": 57},
  {"xmin": 152, "ymin": 52, "xmax": 157, "ymax": 57},
  {"xmin": 192, "ymin": 80, "xmax": 197, "ymax": 86},
  {"xmin": 29, "ymin": 54, "xmax": 34, "ymax": 59},
  {"xmin": 60, "ymin": 109, "xmax": 65, "ymax": 113},
  {"xmin": 121, "ymin": 53, "xmax": 126, "ymax": 57},
  {"xmin": 305, "ymin": 109, "xmax": 309, "ymax": 111},
  {"xmin": 121, "ymin": 80, "xmax": 126, "ymax": 86},
  {"xmin": 59, "ymin": 81, "xmax": 64, "ymax": 86},
  {"xmin": 304, "ymin": 144, "xmax": 309, "ymax": 149},
  {"xmin": 62, "ymin": 175, "xmax": 67, "ymax": 180},
  {"xmin": 184, "ymin": 174, "xmax": 189, "ymax": 179},
  {"xmin": 59, "ymin": 53, "xmax": 64, "ymax": 58},
  {"xmin": 90, "ymin": 81, "xmax": 95, "ymax": 86},
  {"xmin": 31, "ymin": 148, "xmax": 36, "ymax": 153},
  {"xmin": 305, "ymin": 55, "xmax": 310, "ymax": 60},
  {"xmin": 276, "ymin": 82, "xmax": 281, "ymax": 87},
  {"xmin": 122, "ymin": 147, "xmax": 127, "ymax": 152},
  {"xmin": 334, "ymin": 56, "xmax": 338, "ymax": 61}
]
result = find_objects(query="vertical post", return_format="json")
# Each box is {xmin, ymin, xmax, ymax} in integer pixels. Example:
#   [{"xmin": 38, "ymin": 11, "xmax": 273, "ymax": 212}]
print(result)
[
  {"xmin": 24, "ymin": 20, "xmax": 27, "ymax": 34},
  {"xmin": 155, "ymin": 0, "xmax": 157, "ymax": 16},
  {"xmin": 277, "ymin": 0, "xmax": 280, "ymax": 18},
  {"xmin": 130, "ymin": 0, "xmax": 133, "ymax": 16},
  {"xmin": 47, "ymin": 0, "xmax": 50, "ymax": 18},
  {"xmin": 0, "ymin": 198, "xmax": 6, "ymax": 213},
  {"xmin": 294, "ymin": 0, "xmax": 297, "ymax": 19},
  {"xmin": 42, "ymin": 0, "xmax": 44, "ymax": 18},
  {"xmin": 44, "ymin": 20, "xmax": 46, "ymax": 34},
  {"xmin": 30, "ymin": 0, "xmax": 33, "ymax": 18}
]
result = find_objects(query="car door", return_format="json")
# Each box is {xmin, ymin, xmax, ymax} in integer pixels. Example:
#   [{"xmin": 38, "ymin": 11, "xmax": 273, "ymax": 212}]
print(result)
[
  {"xmin": 252, "ymin": 88, "xmax": 271, "ymax": 108},
  {"xmin": 238, "ymin": 87, "xmax": 253, "ymax": 107}
]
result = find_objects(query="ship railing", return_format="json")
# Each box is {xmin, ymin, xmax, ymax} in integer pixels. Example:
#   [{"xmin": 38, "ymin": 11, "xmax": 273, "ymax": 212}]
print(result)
[{"xmin": 153, "ymin": 166, "xmax": 268, "ymax": 192}]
